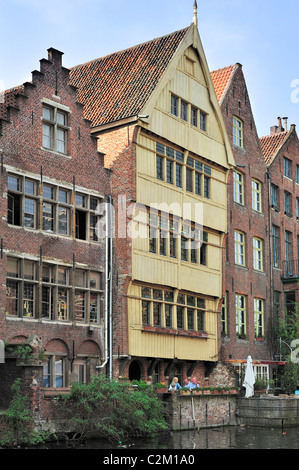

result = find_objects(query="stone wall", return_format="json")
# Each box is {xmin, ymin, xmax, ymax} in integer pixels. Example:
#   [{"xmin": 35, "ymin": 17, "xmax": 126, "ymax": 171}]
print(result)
[
  {"xmin": 163, "ymin": 393, "xmax": 238, "ymax": 431},
  {"xmin": 238, "ymin": 397, "xmax": 299, "ymax": 428}
]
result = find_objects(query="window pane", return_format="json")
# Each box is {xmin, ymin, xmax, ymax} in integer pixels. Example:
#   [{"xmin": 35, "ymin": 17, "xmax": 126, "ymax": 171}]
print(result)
[
  {"xmin": 142, "ymin": 301, "xmax": 150, "ymax": 325},
  {"xmin": 7, "ymin": 258, "xmax": 19, "ymax": 278},
  {"xmin": 6, "ymin": 280, "xmax": 18, "ymax": 315},
  {"xmin": 24, "ymin": 198, "xmax": 35, "ymax": 228},
  {"xmin": 57, "ymin": 128, "xmax": 66, "ymax": 153},
  {"xmin": 43, "ymin": 123, "xmax": 53, "ymax": 149},
  {"xmin": 90, "ymin": 294, "xmax": 99, "ymax": 323},
  {"xmin": 43, "ymin": 185, "xmax": 54, "ymax": 199},
  {"xmin": 8, "ymin": 175, "xmax": 20, "ymax": 191},
  {"xmin": 58, "ymin": 206, "xmax": 68, "ymax": 235},
  {"xmin": 43, "ymin": 203, "xmax": 54, "ymax": 231},
  {"xmin": 25, "ymin": 180, "xmax": 35, "ymax": 195}
]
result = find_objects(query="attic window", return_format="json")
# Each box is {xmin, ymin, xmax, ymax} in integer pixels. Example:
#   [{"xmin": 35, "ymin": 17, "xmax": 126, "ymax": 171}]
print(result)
[
  {"xmin": 185, "ymin": 57, "xmax": 194, "ymax": 76},
  {"xmin": 42, "ymin": 104, "xmax": 69, "ymax": 154}
]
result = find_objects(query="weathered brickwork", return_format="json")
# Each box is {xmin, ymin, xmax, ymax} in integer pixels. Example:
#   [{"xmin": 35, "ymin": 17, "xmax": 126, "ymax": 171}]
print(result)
[
  {"xmin": 0, "ymin": 48, "xmax": 110, "ymax": 394},
  {"xmin": 219, "ymin": 64, "xmax": 271, "ymax": 363}
]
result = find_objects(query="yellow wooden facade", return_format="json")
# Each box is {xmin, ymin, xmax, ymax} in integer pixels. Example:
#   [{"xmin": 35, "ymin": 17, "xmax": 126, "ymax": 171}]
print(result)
[{"xmin": 127, "ymin": 25, "xmax": 234, "ymax": 363}]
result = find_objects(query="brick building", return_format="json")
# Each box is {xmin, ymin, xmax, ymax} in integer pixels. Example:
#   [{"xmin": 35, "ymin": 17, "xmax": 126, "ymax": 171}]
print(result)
[
  {"xmin": 70, "ymin": 11, "xmax": 235, "ymax": 385},
  {"xmin": 0, "ymin": 47, "xmax": 110, "ymax": 400},
  {"xmin": 211, "ymin": 64, "xmax": 276, "ymax": 383},
  {"xmin": 260, "ymin": 120, "xmax": 299, "ymax": 366}
]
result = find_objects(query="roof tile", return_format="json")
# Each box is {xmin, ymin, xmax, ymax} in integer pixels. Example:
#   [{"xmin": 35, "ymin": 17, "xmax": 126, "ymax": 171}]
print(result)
[{"xmin": 69, "ymin": 28, "xmax": 189, "ymax": 128}]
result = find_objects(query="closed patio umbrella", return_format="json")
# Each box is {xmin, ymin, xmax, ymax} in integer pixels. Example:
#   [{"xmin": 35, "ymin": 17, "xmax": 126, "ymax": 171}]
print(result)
[{"xmin": 243, "ymin": 355, "xmax": 255, "ymax": 398}]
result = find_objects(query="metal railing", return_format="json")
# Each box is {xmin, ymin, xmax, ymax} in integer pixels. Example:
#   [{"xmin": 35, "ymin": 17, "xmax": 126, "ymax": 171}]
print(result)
[{"xmin": 281, "ymin": 259, "xmax": 299, "ymax": 279}]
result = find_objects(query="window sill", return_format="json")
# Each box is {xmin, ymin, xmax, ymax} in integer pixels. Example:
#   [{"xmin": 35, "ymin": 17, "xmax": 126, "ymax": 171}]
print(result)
[
  {"xmin": 42, "ymin": 388, "xmax": 70, "ymax": 398},
  {"xmin": 142, "ymin": 325, "xmax": 208, "ymax": 338},
  {"xmin": 41, "ymin": 147, "xmax": 72, "ymax": 159}
]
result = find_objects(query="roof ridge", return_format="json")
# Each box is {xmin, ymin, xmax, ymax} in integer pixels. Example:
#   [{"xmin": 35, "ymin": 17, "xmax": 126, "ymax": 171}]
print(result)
[
  {"xmin": 210, "ymin": 64, "xmax": 236, "ymax": 74},
  {"xmin": 259, "ymin": 130, "xmax": 289, "ymax": 140},
  {"xmin": 71, "ymin": 26, "xmax": 189, "ymax": 71}
]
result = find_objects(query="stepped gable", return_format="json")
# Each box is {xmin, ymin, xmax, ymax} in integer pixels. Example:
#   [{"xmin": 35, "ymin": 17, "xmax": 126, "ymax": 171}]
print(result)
[
  {"xmin": 69, "ymin": 28, "xmax": 189, "ymax": 128},
  {"xmin": 210, "ymin": 65, "xmax": 236, "ymax": 104}
]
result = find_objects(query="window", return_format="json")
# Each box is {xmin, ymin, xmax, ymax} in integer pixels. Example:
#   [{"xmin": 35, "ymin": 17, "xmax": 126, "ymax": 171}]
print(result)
[
  {"xmin": 7, "ymin": 173, "xmax": 101, "ymax": 241},
  {"xmin": 296, "ymin": 165, "xmax": 299, "ymax": 184},
  {"xmin": 285, "ymin": 291, "xmax": 296, "ymax": 336},
  {"xmin": 235, "ymin": 294, "xmax": 246, "ymax": 338},
  {"xmin": 180, "ymin": 100, "xmax": 188, "ymax": 121},
  {"xmin": 141, "ymin": 287, "xmax": 206, "ymax": 333},
  {"xmin": 271, "ymin": 184, "xmax": 279, "ymax": 211},
  {"xmin": 234, "ymin": 231, "xmax": 245, "ymax": 266},
  {"xmin": 254, "ymin": 298, "xmax": 264, "ymax": 338},
  {"xmin": 170, "ymin": 94, "xmax": 207, "ymax": 131},
  {"xmin": 233, "ymin": 171, "xmax": 244, "ymax": 204},
  {"xmin": 191, "ymin": 106, "xmax": 197, "ymax": 127},
  {"xmin": 171, "ymin": 95, "xmax": 179, "ymax": 117},
  {"xmin": 221, "ymin": 294, "xmax": 228, "ymax": 336},
  {"xmin": 253, "ymin": 237, "xmax": 263, "ymax": 271},
  {"xmin": 285, "ymin": 231, "xmax": 292, "ymax": 276},
  {"xmin": 284, "ymin": 157, "xmax": 292, "ymax": 179},
  {"xmin": 297, "ymin": 198, "xmax": 299, "ymax": 219},
  {"xmin": 233, "ymin": 116, "xmax": 243, "ymax": 147},
  {"xmin": 200, "ymin": 111, "xmax": 207, "ymax": 132},
  {"xmin": 43, "ymin": 356, "xmax": 66, "ymax": 388},
  {"xmin": 185, "ymin": 156, "xmax": 211, "ymax": 199},
  {"xmin": 73, "ymin": 360, "xmax": 87, "ymax": 384},
  {"xmin": 284, "ymin": 191, "xmax": 292, "ymax": 216},
  {"xmin": 156, "ymin": 142, "xmax": 183, "ymax": 187},
  {"xmin": 8, "ymin": 175, "xmax": 37, "ymax": 229},
  {"xmin": 6, "ymin": 258, "xmax": 37, "ymax": 317},
  {"xmin": 252, "ymin": 179, "xmax": 262, "ymax": 212},
  {"xmin": 6, "ymin": 257, "xmax": 103, "ymax": 323},
  {"xmin": 272, "ymin": 225, "xmax": 280, "ymax": 268},
  {"xmin": 155, "ymin": 142, "xmax": 212, "ymax": 197},
  {"xmin": 42, "ymin": 104, "xmax": 69, "ymax": 154}
]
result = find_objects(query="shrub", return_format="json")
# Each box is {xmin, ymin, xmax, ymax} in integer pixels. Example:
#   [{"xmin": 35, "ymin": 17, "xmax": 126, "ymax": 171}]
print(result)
[{"xmin": 58, "ymin": 375, "xmax": 169, "ymax": 443}]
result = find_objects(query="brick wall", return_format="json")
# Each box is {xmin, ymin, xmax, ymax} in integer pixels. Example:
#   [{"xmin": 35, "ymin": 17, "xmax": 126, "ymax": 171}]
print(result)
[{"xmin": 221, "ymin": 64, "xmax": 271, "ymax": 362}]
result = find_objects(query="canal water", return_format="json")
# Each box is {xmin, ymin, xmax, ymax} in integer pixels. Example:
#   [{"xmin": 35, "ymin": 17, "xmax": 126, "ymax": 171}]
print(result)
[{"xmin": 40, "ymin": 426, "xmax": 299, "ymax": 450}]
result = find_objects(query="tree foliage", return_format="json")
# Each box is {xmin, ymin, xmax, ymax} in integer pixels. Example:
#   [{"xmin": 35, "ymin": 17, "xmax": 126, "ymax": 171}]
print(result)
[{"xmin": 58, "ymin": 375, "xmax": 169, "ymax": 443}]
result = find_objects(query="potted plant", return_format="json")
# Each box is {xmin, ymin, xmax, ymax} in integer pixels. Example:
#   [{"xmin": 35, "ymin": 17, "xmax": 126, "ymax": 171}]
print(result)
[
  {"xmin": 154, "ymin": 382, "xmax": 168, "ymax": 393},
  {"xmin": 192, "ymin": 387, "xmax": 202, "ymax": 395},
  {"xmin": 229, "ymin": 386, "xmax": 239, "ymax": 394},
  {"xmin": 202, "ymin": 386, "xmax": 211, "ymax": 395},
  {"xmin": 180, "ymin": 387, "xmax": 191, "ymax": 395}
]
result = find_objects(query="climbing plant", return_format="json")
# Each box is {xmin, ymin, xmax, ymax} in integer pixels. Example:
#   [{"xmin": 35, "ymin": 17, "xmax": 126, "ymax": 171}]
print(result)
[{"xmin": 0, "ymin": 378, "xmax": 54, "ymax": 447}]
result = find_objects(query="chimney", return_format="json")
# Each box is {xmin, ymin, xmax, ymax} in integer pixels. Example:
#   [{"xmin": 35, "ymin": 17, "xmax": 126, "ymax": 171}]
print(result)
[{"xmin": 283, "ymin": 117, "xmax": 288, "ymax": 131}]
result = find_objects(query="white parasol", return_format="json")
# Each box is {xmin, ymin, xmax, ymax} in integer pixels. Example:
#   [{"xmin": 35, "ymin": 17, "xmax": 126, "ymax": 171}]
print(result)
[{"xmin": 243, "ymin": 355, "xmax": 255, "ymax": 398}]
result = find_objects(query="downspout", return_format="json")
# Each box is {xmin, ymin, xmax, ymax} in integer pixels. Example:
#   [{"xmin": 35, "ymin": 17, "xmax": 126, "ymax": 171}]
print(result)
[
  {"xmin": 108, "ymin": 194, "xmax": 113, "ymax": 380},
  {"xmin": 97, "ymin": 197, "xmax": 110, "ymax": 372},
  {"xmin": 267, "ymin": 169, "xmax": 274, "ymax": 359}
]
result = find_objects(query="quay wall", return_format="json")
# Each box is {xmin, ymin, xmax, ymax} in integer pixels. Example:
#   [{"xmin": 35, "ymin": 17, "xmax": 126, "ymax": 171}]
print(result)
[
  {"xmin": 162, "ymin": 393, "xmax": 238, "ymax": 431},
  {"xmin": 237, "ymin": 397, "xmax": 299, "ymax": 428}
]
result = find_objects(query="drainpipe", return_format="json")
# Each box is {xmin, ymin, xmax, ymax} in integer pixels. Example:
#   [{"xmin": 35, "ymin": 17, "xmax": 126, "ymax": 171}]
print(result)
[
  {"xmin": 97, "ymin": 197, "xmax": 111, "ymax": 373},
  {"xmin": 108, "ymin": 194, "xmax": 113, "ymax": 380}
]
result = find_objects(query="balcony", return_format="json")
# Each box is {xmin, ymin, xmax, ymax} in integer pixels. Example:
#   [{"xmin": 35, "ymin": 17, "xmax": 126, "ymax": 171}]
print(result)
[{"xmin": 281, "ymin": 260, "xmax": 299, "ymax": 281}]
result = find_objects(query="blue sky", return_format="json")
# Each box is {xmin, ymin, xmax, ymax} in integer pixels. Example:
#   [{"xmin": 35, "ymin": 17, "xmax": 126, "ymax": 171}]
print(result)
[{"xmin": 0, "ymin": 0, "xmax": 298, "ymax": 137}]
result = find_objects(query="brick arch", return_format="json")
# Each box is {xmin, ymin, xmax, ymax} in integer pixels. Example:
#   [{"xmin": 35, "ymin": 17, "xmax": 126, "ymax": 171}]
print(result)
[
  {"xmin": 8, "ymin": 335, "xmax": 28, "ymax": 344},
  {"xmin": 77, "ymin": 340, "xmax": 101, "ymax": 357},
  {"xmin": 44, "ymin": 338, "xmax": 69, "ymax": 355}
]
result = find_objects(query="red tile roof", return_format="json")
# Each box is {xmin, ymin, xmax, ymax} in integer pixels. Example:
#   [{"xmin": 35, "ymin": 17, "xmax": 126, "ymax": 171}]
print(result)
[
  {"xmin": 260, "ymin": 131, "xmax": 290, "ymax": 165},
  {"xmin": 210, "ymin": 65, "xmax": 236, "ymax": 103},
  {"xmin": 69, "ymin": 28, "xmax": 189, "ymax": 128}
]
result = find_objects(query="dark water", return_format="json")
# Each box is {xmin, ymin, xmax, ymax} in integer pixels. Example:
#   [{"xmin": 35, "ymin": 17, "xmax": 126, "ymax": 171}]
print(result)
[{"xmin": 39, "ymin": 426, "xmax": 299, "ymax": 450}]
